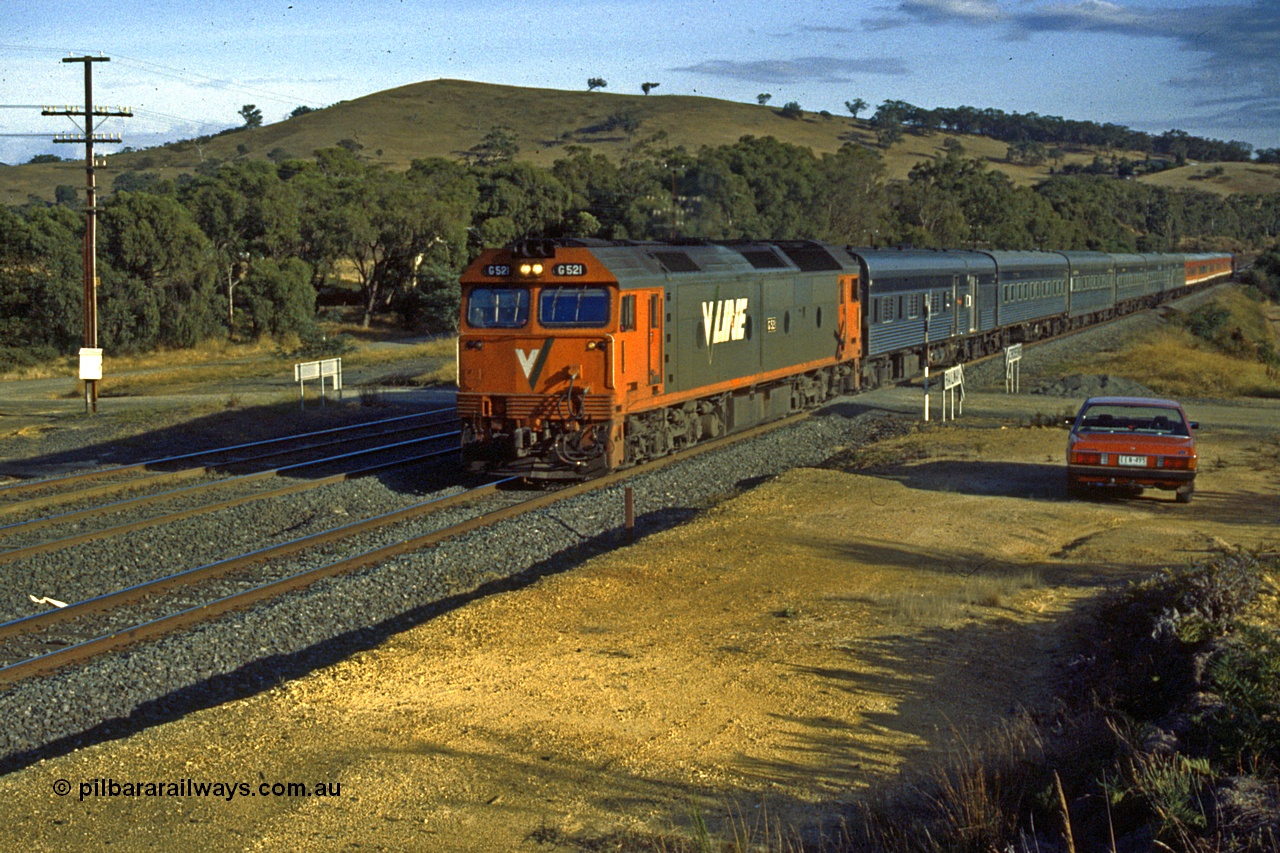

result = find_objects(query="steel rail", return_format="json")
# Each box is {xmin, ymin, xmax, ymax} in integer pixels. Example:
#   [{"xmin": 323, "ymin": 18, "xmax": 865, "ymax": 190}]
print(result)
[
  {"xmin": 0, "ymin": 411, "xmax": 809, "ymax": 687},
  {"xmin": 0, "ymin": 407, "xmax": 455, "ymax": 498},
  {"xmin": 0, "ymin": 429, "xmax": 460, "ymax": 540},
  {"xmin": 0, "ymin": 476, "xmax": 513, "ymax": 650},
  {"xmin": 0, "ymin": 443, "xmax": 462, "ymax": 566},
  {"xmin": 0, "ymin": 414, "xmax": 459, "ymax": 519}
]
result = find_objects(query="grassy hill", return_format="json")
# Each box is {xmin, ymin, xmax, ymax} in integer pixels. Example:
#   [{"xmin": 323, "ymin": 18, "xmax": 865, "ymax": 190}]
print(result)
[{"xmin": 3, "ymin": 78, "xmax": 1278, "ymax": 206}]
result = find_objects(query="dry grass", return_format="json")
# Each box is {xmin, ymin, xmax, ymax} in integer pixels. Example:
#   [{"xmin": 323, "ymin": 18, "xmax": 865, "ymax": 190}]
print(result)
[
  {"xmin": 6, "ymin": 332, "xmax": 459, "ymax": 398},
  {"xmin": 1071, "ymin": 326, "xmax": 1280, "ymax": 398},
  {"xmin": 871, "ymin": 565, "xmax": 1043, "ymax": 625},
  {"xmin": 3, "ymin": 79, "xmax": 1248, "ymax": 206},
  {"xmin": 1063, "ymin": 289, "xmax": 1280, "ymax": 399}
]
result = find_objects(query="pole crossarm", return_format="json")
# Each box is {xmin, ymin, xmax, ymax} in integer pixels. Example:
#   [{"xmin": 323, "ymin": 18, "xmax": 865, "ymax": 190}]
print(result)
[{"xmin": 51, "ymin": 133, "xmax": 124, "ymax": 144}]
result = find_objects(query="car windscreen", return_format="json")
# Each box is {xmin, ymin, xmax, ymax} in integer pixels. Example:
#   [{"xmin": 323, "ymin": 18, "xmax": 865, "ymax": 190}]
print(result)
[
  {"xmin": 467, "ymin": 287, "xmax": 529, "ymax": 328},
  {"xmin": 1077, "ymin": 405, "xmax": 1188, "ymax": 436},
  {"xmin": 539, "ymin": 286, "xmax": 610, "ymax": 327}
]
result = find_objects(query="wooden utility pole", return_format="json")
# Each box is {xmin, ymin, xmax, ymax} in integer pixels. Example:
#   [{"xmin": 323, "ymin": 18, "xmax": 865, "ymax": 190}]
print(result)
[{"xmin": 43, "ymin": 56, "xmax": 131, "ymax": 413}]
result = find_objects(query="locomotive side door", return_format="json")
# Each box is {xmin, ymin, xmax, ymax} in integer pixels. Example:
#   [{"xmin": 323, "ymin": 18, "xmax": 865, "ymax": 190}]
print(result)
[
  {"xmin": 647, "ymin": 290, "xmax": 663, "ymax": 390},
  {"xmin": 837, "ymin": 274, "xmax": 860, "ymax": 360}
]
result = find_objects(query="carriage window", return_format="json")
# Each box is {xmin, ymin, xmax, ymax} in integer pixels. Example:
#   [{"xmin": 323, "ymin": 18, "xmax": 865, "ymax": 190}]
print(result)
[
  {"xmin": 467, "ymin": 287, "xmax": 529, "ymax": 328},
  {"xmin": 539, "ymin": 286, "xmax": 611, "ymax": 327}
]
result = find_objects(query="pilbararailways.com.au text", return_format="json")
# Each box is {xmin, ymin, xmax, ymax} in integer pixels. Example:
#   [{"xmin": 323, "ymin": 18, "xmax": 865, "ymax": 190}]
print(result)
[{"xmin": 56, "ymin": 778, "xmax": 342, "ymax": 802}]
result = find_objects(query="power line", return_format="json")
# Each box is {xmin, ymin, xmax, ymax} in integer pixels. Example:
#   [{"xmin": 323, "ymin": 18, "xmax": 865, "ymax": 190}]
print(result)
[
  {"xmin": 0, "ymin": 46, "xmax": 323, "ymax": 111},
  {"xmin": 110, "ymin": 53, "xmax": 323, "ymax": 110}
]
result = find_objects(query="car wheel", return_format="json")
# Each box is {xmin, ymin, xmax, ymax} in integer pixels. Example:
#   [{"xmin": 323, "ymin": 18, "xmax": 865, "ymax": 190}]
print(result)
[{"xmin": 1175, "ymin": 484, "xmax": 1194, "ymax": 503}]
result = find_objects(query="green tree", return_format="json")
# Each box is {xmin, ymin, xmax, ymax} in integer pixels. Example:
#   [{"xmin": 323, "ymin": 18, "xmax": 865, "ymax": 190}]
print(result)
[
  {"xmin": 757, "ymin": 93, "xmax": 772, "ymax": 106},
  {"xmin": 845, "ymin": 98, "xmax": 868, "ymax": 119},
  {"xmin": 238, "ymin": 257, "xmax": 316, "ymax": 338},
  {"xmin": 779, "ymin": 101, "xmax": 803, "ymax": 120},
  {"xmin": 290, "ymin": 149, "xmax": 476, "ymax": 328},
  {"xmin": 552, "ymin": 146, "xmax": 627, "ymax": 237},
  {"xmin": 183, "ymin": 159, "xmax": 301, "ymax": 332},
  {"xmin": 819, "ymin": 144, "xmax": 887, "ymax": 244},
  {"xmin": 467, "ymin": 126, "xmax": 520, "ymax": 166},
  {"xmin": 99, "ymin": 191, "xmax": 222, "ymax": 350},
  {"xmin": 587, "ymin": 77, "xmax": 607, "ymax": 91},
  {"xmin": 0, "ymin": 205, "xmax": 83, "ymax": 356},
  {"xmin": 687, "ymin": 136, "xmax": 826, "ymax": 240},
  {"xmin": 641, "ymin": 82, "xmax": 659, "ymax": 95},
  {"xmin": 472, "ymin": 161, "xmax": 574, "ymax": 243},
  {"xmin": 238, "ymin": 104, "xmax": 263, "ymax": 129}
]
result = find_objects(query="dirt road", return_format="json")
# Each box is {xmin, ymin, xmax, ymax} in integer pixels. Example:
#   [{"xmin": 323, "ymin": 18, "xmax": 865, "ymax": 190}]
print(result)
[{"xmin": 2, "ymin": 388, "xmax": 1278, "ymax": 851}]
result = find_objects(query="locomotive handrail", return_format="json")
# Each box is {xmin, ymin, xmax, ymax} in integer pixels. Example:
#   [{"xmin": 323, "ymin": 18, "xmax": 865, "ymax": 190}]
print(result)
[{"xmin": 604, "ymin": 333, "xmax": 616, "ymax": 389}]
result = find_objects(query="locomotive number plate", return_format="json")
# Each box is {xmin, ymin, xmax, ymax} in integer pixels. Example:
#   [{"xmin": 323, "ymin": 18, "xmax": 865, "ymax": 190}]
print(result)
[
  {"xmin": 483, "ymin": 264, "xmax": 511, "ymax": 277},
  {"xmin": 552, "ymin": 263, "xmax": 587, "ymax": 277},
  {"xmin": 1118, "ymin": 455, "xmax": 1147, "ymax": 467}
]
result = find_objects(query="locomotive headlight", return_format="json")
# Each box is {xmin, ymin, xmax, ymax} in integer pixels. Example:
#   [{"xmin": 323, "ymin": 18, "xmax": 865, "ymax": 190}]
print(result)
[{"xmin": 518, "ymin": 262, "xmax": 544, "ymax": 276}]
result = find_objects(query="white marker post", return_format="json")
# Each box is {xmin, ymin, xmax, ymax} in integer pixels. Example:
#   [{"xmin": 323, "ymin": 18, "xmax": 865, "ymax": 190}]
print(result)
[
  {"xmin": 294, "ymin": 358, "xmax": 343, "ymax": 410},
  {"xmin": 78, "ymin": 348, "xmax": 103, "ymax": 413},
  {"xmin": 943, "ymin": 364, "xmax": 965, "ymax": 421},
  {"xmin": 1004, "ymin": 343, "xmax": 1022, "ymax": 394}
]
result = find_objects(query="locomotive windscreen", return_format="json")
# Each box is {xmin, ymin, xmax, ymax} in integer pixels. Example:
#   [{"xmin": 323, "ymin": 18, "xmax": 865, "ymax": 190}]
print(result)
[
  {"xmin": 539, "ymin": 286, "xmax": 611, "ymax": 327},
  {"xmin": 467, "ymin": 287, "xmax": 530, "ymax": 328}
]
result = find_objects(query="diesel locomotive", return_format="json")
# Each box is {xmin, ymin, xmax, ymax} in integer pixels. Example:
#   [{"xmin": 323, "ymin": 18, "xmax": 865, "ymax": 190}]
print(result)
[{"xmin": 456, "ymin": 238, "xmax": 1232, "ymax": 480}]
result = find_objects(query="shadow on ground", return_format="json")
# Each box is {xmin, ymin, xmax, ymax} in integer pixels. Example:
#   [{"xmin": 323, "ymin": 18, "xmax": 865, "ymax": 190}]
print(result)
[{"xmin": 0, "ymin": 397, "xmax": 466, "ymax": 497}]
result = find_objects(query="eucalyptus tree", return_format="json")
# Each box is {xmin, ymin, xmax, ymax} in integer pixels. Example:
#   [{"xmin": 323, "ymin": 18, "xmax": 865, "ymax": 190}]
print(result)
[{"xmin": 98, "ymin": 191, "xmax": 222, "ymax": 350}]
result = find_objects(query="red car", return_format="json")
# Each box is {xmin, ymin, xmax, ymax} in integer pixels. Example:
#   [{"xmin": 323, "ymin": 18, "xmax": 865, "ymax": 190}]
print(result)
[{"xmin": 1065, "ymin": 396, "xmax": 1199, "ymax": 502}]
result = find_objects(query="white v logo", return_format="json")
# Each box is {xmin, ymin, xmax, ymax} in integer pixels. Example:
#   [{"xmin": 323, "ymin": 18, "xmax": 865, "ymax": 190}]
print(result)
[{"xmin": 516, "ymin": 348, "xmax": 540, "ymax": 379}]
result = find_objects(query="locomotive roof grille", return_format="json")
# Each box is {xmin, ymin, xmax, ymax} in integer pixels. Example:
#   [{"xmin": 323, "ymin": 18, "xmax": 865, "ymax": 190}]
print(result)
[
  {"xmin": 652, "ymin": 251, "xmax": 701, "ymax": 273},
  {"xmin": 778, "ymin": 244, "xmax": 842, "ymax": 272},
  {"xmin": 738, "ymin": 250, "xmax": 789, "ymax": 269}
]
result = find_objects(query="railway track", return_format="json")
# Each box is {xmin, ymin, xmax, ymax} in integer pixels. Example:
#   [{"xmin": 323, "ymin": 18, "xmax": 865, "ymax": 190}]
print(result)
[
  {"xmin": 0, "ymin": 409, "xmax": 460, "ymax": 545},
  {"xmin": 0, "ymin": 412, "xmax": 810, "ymax": 689},
  {"xmin": 0, "ymin": 407, "xmax": 458, "ymax": 518}
]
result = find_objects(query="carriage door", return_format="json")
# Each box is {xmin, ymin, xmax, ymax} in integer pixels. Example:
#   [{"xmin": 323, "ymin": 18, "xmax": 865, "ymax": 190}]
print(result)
[
  {"xmin": 951, "ymin": 275, "xmax": 961, "ymax": 337},
  {"xmin": 647, "ymin": 291, "xmax": 663, "ymax": 389},
  {"xmin": 966, "ymin": 274, "xmax": 978, "ymax": 333}
]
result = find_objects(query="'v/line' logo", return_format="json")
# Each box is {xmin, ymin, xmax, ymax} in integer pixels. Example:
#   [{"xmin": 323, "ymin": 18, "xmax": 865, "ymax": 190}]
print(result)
[{"xmin": 701, "ymin": 298, "xmax": 749, "ymax": 346}]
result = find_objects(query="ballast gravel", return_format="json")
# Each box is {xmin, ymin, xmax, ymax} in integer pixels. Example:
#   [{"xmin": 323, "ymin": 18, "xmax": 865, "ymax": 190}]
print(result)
[{"xmin": 0, "ymin": 405, "xmax": 915, "ymax": 769}]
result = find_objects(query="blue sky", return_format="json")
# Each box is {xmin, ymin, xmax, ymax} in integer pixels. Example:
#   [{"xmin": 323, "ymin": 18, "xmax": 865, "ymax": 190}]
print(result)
[{"xmin": 2, "ymin": 0, "xmax": 1277, "ymax": 166}]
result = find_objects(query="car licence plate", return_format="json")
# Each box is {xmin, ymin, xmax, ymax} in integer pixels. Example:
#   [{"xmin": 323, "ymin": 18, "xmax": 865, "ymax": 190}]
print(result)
[{"xmin": 1118, "ymin": 455, "xmax": 1147, "ymax": 467}]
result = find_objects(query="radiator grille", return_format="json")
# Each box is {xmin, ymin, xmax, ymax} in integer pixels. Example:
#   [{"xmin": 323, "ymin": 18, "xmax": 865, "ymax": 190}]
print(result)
[{"xmin": 458, "ymin": 393, "xmax": 615, "ymax": 421}]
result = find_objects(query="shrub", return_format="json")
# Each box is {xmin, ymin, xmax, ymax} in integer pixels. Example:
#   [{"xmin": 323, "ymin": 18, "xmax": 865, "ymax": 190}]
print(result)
[{"xmin": 1183, "ymin": 303, "xmax": 1231, "ymax": 342}]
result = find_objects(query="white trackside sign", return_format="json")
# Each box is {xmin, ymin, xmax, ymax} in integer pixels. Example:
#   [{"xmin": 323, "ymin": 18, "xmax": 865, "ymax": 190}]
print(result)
[{"xmin": 701, "ymin": 298, "xmax": 749, "ymax": 346}]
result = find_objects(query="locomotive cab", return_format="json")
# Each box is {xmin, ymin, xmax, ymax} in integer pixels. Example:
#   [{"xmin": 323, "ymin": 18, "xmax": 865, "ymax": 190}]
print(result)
[{"xmin": 457, "ymin": 241, "xmax": 659, "ymax": 481}]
